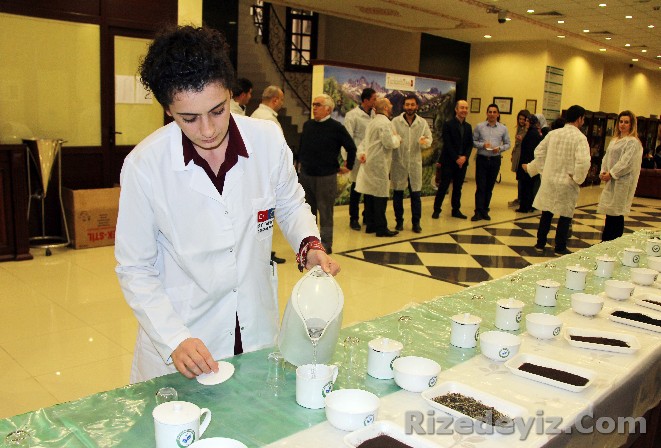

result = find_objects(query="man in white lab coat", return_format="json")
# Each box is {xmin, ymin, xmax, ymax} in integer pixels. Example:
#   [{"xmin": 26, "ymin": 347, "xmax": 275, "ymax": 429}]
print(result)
[
  {"xmin": 524, "ymin": 105, "xmax": 591, "ymax": 256},
  {"xmin": 391, "ymin": 94, "xmax": 432, "ymax": 233},
  {"xmin": 115, "ymin": 26, "xmax": 339, "ymax": 383},
  {"xmin": 230, "ymin": 78, "xmax": 252, "ymax": 116}
]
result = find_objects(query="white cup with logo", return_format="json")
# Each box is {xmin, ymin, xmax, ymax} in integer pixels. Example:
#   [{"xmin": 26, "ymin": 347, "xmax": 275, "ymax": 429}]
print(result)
[
  {"xmin": 566, "ymin": 264, "xmax": 590, "ymax": 290},
  {"xmin": 295, "ymin": 364, "xmax": 338, "ymax": 409},
  {"xmin": 153, "ymin": 401, "xmax": 211, "ymax": 448},
  {"xmin": 646, "ymin": 238, "xmax": 661, "ymax": 256},
  {"xmin": 594, "ymin": 254, "xmax": 616, "ymax": 278},
  {"xmin": 618, "ymin": 247, "xmax": 643, "ymax": 267},
  {"xmin": 495, "ymin": 298, "xmax": 524, "ymax": 331},
  {"xmin": 450, "ymin": 313, "xmax": 482, "ymax": 348},
  {"xmin": 534, "ymin": 279, "xmax": 560, "ymax": 306},
  {"xmin": 367, "ymin": 337, "xmax": 403, "ymax": 379}
]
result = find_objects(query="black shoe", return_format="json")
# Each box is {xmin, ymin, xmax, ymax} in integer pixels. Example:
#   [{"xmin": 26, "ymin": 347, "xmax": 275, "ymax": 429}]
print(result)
[
  {"xmin": 271, "ymin": 252, "xmax": 286, "ymax": 264},
  {"xmin": 452, "ymin": 211, "xmax": 467, "ymax": 219},
  {"xmin": 365, "ymin": 227, "xmax": 376, "ymax": 234},
  {"xmin": 471, "ymin": 214, "xmax": 482, "ymax": 222},
  {"xmin": 350, "ymin": 220, "xmax": 361, "ymax": 231},
  {"xmin": 515, "ymin": 208, "xmax": 529, "ymax": 213},
  {"xmin": 554, "ymin": 247, "xmax": 572, "ymax": 256},
  {"xmin": 482, "ymin": 213, "xmax": 491, "ymax": 221},
  {"xmin": 376, "ymin": 229, "xmax": 399, "ymax": 237},
  {"xmin": 412, "ymin": 223, "xmax": 422, "ymax": 233},
  {"xmin": 395, "ymin": 222, "xmax": 404, "ymax": 231},
  {"xmin": 533, "ymin": 245, "xmax": 544, "ymax": 254},
  {"xmin": 432, "ymin": 211, "xmax": 440, "ymax": 219}
]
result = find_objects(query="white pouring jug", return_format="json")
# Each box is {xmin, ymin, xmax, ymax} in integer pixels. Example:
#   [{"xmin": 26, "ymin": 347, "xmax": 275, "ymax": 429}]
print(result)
[{"xmin": 278, "ymin": 266, "xmax": 344, "ymax": 366}]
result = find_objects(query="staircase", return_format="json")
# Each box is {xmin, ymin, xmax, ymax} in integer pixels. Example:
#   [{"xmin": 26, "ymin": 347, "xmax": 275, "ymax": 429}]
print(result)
[{"xmin": 236, "ymin": 0, "xmax": 311, "ymax": 153}]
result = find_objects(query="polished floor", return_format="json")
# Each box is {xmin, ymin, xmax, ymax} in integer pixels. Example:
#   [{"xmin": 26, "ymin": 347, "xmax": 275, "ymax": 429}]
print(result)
[{"xmin": 0, "ymin": 180, "xmax": 657, "ymax": 419}]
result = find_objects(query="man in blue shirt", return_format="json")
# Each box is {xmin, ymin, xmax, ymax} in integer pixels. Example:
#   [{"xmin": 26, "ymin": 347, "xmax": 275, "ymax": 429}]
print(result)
[{"xmin": 471, "ymin": 104, "xmax": 511, "ymax": 221}]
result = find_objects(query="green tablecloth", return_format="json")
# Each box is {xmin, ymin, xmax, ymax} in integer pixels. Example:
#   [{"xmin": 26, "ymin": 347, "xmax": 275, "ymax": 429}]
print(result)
[{"xmin": 1, "ymin": 231, "xmax": 656, "ymax": 447}]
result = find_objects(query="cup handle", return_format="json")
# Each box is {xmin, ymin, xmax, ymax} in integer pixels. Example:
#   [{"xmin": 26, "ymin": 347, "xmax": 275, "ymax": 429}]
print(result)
[
  {"xmin": 331, "ymin": 365, "xmax": 339, "ymax": 382},
  {"xmin": 199, "ymin": 408, "xmax": 212, "ymax": 437}
]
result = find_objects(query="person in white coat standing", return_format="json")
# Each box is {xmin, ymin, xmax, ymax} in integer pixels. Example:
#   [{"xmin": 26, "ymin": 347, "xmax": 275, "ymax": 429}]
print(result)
[
  {"xmin": 597, "ymin": 110, "xmax": 643, "ymax": 241},
  {"xmin": 524, "ymin": 105, "xmax": 591, "ymax": 256},
  {"xmin": 115, "ymin": 26, "xmax": 339, "ymax": 383},
  {"xmin": 391, "ymin": 94, "xmax": 432, "ymax": 233},
  {"xmin": 355, "ymin": 98, "xmax": 401, "ymax": 237}
]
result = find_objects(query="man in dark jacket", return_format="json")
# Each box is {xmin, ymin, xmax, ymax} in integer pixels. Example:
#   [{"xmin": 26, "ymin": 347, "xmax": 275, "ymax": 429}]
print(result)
[
  {"xmin": 298, "ymin": 94, "xmax": 357, "ymax": 254},
  {"xmin": 432, "ymin": 100, "xmax": 473, "ymax": 220}
]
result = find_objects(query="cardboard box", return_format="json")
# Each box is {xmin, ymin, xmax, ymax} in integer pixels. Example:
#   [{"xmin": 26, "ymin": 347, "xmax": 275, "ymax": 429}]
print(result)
[{"xmin": 63, "ymin": 187, "xmax": 120, "ymax": 249}]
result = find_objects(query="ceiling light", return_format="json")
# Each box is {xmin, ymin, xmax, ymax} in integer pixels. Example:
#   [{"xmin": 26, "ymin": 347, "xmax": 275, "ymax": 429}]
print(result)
[
  {"xmin": 583, "ymin": 29, "xmax": 590, "ymax": 33},
  {"xmin": 484, "ymin": 35, "xmax": 492, "ymax": 38},
  {"xmin": 642, "ymin": 49, "xmax": 648, "ymax": 53},
  {"xmin": 625, "ymin": 43, "xmax": 631, "ymax": 47},
  {"xmin": 505, "ymin": 17, "xmax": 512, "ymax": 21},
  {"xmin": 557, "ymin": 35, "xmax": 565, "ymax": 38},
  {"xmin": 599, "ymin": 3, "xmax": 607, "ymax": 6},
  {"xmin": 632, "ymin": 58, "xmax": 638, "ymax": 62},
  {"xmin": 625, "ymin": 15, "xmax": 632, "ymax": 19},
  {"xmin": 599, "ymin": 48, "xmax": 606, "ymax": 52},
  {"xmin": 558, "ymin": 20, "xmax": 565, "ymax": 24},
  {"xmin": 605, "ymin": 37, "xmax": 612, "ymax": 40},
  {"xmin": 527, "ymin": 9, "xmax": 534, "ymax": 13},
  {"xmin": 649, "ymin": 25, "xmax": 655, "ymax": 29}
]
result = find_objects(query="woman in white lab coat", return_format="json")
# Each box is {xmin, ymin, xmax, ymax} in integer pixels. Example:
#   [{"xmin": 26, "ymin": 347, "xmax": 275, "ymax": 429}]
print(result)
[
  {"xmin": 597, "ymin": 110, "xmax": 643, "ymax": 241},
  {"xmin": 115, "ymin": 26, "xmax": 337, "ymax": 383}
]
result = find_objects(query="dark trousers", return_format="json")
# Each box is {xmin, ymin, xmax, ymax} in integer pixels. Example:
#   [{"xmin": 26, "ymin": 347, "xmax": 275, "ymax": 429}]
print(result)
[
  {"xmin": 349, "ymin": 182, "xmax": 362, "ymax": 222},
  {"xmin": 393, "ymin": 178, "xmax": 421, "ymax": 225},
  {"xmin": 537, "ymin": 210, "xmax": 572, "ymax": 251},
  {"xmin": 364, "ymin": 194, "xmax": 388, "ymax": 233},
  {"xmin": 602, "ymin": 215, "xmax": 625, "ymax": 241},
  {"xmin": 299, "ymin": 172, "xmax": 337, "ymax": 248},
  {"xmin": 518, "ymin": 172, "xmax": 538, "ymax": 212},
  {"xmin": 474, "ymin": 155, "xmax": 501, "ymax": 216},
  {"xmin": 433, "ymin": 162, "xmax": 467, "ymax": 213}
]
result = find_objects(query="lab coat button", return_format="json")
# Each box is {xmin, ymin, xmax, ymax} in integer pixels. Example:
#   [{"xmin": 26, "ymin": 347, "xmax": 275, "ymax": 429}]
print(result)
[
  {"xmin": 240, "ymin": 326, "xmax": 245, "ymax": 330},
  {"xmin": 233, "ymin": 288, "xmax": 237, "ymax": 292}
]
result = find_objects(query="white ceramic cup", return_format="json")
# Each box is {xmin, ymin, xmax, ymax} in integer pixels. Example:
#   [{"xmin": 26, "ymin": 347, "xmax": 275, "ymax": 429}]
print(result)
[
  {"xmin": 618, "ymin": 247, "xmax": 643, "ymax": 267},
  {"xmin": 534, "ymin": 279, "xmax": 560, "ymax": 306},
  {"xmin": 295, "ymin": 363, "xmax": 339, "ymax": 409},
  {"xmin": 646, "ymin": 238, "xmax": 661, "ymax": 256},
  {"xmin": 450, "ymin": 313, "xmax": 482, "ymax": 348},
  {"xmin": 566, "ymin": 264, "xmax": 589, "ymax": 290},
  {"xmin": 495, "ymin": 298, "xmax": 524, "ymax": 331},
  {"xmin": 153, "ymin": 401, "xmax": 211, "ymax": 448},
  {"xmin": 594, "ymin": 254, "xmax": 616, "ymax": 278},
  {"xmin": 367, "ymin": 337, "xmax": 403, "ymax": 379}
]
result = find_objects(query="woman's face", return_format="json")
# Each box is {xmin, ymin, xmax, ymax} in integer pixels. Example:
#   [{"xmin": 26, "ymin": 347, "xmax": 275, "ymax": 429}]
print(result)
[{"xmin": 618, "ymin": 115, "xmax": 632, "ymax": 136}]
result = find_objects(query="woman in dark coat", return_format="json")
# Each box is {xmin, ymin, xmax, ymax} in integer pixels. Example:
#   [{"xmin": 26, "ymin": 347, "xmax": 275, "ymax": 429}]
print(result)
[{"xmin": 516, "ymin": 114, "xmax": 543, "ymax": 213}]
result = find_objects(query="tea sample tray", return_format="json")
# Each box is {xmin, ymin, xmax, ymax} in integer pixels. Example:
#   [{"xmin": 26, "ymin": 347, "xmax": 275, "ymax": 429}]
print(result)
[
  {"xmin": 564, "ymin": 327, "xmax": 640, "ymax": 354},
  {"xmin": 344, "ymin": 420, "xmax": 441, "ymax": 448},
  {"xmin": 504, "ymin": 353, "xmax": 596, "ymax": 393},
  {"xmin": 421, "ymin": 381, "xmax": 527, "ymax": 433},
  {"xmin": 634, "ymin": 294, "xmax": 661, "ymax": 313},
  {"xmin": 609, "ymin": 309, "xmax": 661, "ymax": 333}
]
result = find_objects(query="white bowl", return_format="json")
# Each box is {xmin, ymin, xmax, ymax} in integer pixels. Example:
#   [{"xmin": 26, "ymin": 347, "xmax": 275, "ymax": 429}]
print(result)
[
  {"xmin": 631, "ymin": 267, "xmax": 658, "ymax": 286},
  {"xmin": 604, "ymin": 280, "xmax": 636, "ymax": 300},
  {"xmin": 190, "ymin": 438, "xmax": 247, "ymax": 448},
  {"xmin": 392, "ymin": 356, "xmax": 441, "ymax": 392},
  {"xmin": 647, "ymin": 256, "xmax": 661, "ymax": 272},
  {"xmin": 479, "ymin": 331, "xmax": 521, "ymax": 362},
  {"xmin": 325, "ymin": 389, "xmax": 380, "ymax": 431},
  {"xmin": 525, "ymin": 313, "xmax": 563, "ymax": 339},
  {"xmin": 571, "ymin": 293, "xmax": 605, "ymax": 316}
]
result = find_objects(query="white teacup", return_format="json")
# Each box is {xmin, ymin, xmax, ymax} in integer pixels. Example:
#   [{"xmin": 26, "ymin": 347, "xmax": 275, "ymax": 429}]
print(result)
[
  {"xmin": 646, "ymin": 238, "xmax": 661, "ymax": 256},
  {"xmin": 566, "ymin": 264, "xmax": 589, "ymax": 290},
  {"xmin": 367, "ymin": 337, "xmax": 403, "ymax": 379},
  {"xmin": 450, "ymin": 313, "xmax": 482, "ymax": 348},
  {"xmin": 153, "ymin": 401, "xmax": 211, "ymax": 448},
  {"xmin": 295, "ymin": 363, "xmax": 338, "ymax": 409},
  {"xmin": 618, "ymin": 247, "xmax": 643, "ymax": 267},
  {"xmin": 594, "ymin": 254, "xmax": 616, "ymax": 278},
  {"xmin": 495, "ymin": 298, "xmax": 524, "ymax": 331},
  {"xmin": 535, "ymin": 279, "xmax": 560, "ymax": 306}
]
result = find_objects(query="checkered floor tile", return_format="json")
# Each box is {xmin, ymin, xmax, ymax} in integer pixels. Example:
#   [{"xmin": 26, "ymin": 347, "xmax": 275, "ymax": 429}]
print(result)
[{"xmin": 339, "ymin": 202, "xmax": 661, "ymax": 287}]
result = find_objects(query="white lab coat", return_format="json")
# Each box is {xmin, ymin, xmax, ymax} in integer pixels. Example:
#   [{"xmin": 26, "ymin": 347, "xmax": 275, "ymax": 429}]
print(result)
[
  {"xmin": 355, "ymin": 114, "xmax": 401, "ymax": 198},
  {"xmin": 115, "ymin": 115, "xmax": 319, "ymax": 382},
  {"xmin": 343, "ymin": 106, "xmax": 374, "ymax": 182},
  {"xmin": 251, "ymin": 104, "xmax": 282, "ymax": 130},
  {"xmin": 597, "ymin": 136, "xmax": 643, "ymax": 216},
  {"xmin": 390, "ymin": 113, "xmax": 432, "ymax": 191},
  {"xmin": 527, "ymin": 125, "xmax": 591, "ymax": 217}
]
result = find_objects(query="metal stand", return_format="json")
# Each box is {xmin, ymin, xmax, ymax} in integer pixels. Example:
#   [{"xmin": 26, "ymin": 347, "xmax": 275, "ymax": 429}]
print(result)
[{"xmin": 24, "ymin": 138, "xmax": 70, "ymax": 256}]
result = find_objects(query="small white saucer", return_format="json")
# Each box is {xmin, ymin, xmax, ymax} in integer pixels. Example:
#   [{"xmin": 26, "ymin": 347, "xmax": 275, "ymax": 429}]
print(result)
[{"xmin": 196, "ymin": 361, "xmax": 235, "ymax": 386}]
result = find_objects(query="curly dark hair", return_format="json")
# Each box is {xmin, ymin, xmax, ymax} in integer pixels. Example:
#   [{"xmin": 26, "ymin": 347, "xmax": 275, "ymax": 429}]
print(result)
[{"xmin": 139, "ymin": 25, "xmax": 236, "ymax": 107}]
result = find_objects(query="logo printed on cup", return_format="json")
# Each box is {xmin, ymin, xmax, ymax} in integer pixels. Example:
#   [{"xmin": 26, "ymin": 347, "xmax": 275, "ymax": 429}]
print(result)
[
  {"xmin": 499, "ymin": 348, "xmax": 510, "ymax": 358},
  {"xmin": 177, "ymin": 429, "xmax": 195, "ymax": 448},
  {"xmin": 429, "ymin": 376, "xmax": 437, "ymax": 387}
]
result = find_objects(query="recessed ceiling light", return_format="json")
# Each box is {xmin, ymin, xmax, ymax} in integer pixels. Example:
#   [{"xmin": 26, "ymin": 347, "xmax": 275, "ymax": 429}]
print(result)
[
  {"xmin": 632, "ymin": 58, "xmax": 638, "ymax": 62},
  {"xmin": 599, "ymin": 3, "xmax": 607, "ymax": 6},
  {"xmin": 625, "ymin": 15, "xmax": 633, "ymax": 19},
  {"xmin": 506, "ymin": 17, "xmax": 512, "ymax": 21},
  {"xmin": 625, "ymin": 43, "xmax": 631, "ymax": 47},
  {"xmin": 557, "ymin": 35, "xmax": 566, "ymax": 38},
  {"xmin": 642, "ymin": 49, "xmax": 648, "ymax": 53},
  {"xmin": 599, "ymin": 48, "xmax": 606, "ymax": 52},
  {"xmin": 583, "ymin": 29, "xmax": 590, "ymax": 33},
  {"xmin": 605, "ymin": 37, "xmax": 612, "ymax": 40},
  {"xmin": 558, "ymin": 20, "xmax": 565, "ymax": 24},
  {"xmin": 484, "ymin": 35, "xmax": 492, "ymax": 39},
  {"xmin": 649, "ymin": 25, "xmax": 655, "ymax": 29},
  {"xmin": 527, "ymin": 9, "xmax": 535, "ymax": 13}
]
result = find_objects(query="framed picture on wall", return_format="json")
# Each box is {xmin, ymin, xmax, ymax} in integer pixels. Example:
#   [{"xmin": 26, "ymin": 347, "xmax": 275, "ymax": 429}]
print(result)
[
  {"xmin": 526, "ymin": 99, "xmax": 537, "ymax": 114},
  {"xmin": 493, "ymin": 97, "xmax": 513, "ymax": 114},
  {"xmin": 470, "ymin": 98, "xmax": 481, "ymax": 113}
]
